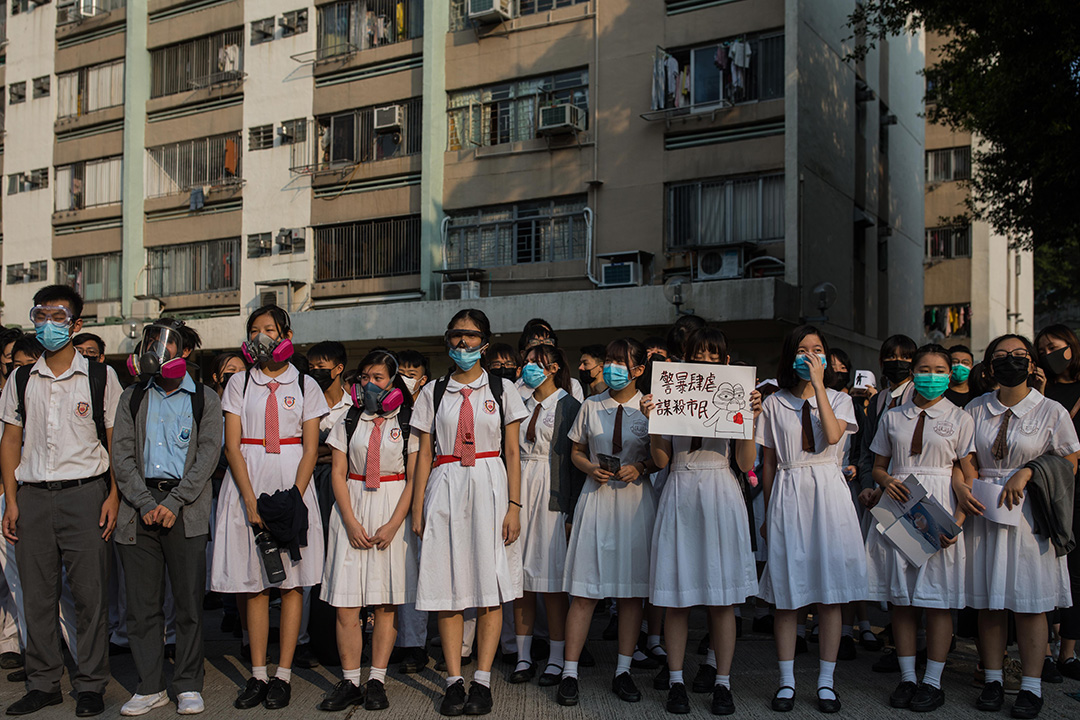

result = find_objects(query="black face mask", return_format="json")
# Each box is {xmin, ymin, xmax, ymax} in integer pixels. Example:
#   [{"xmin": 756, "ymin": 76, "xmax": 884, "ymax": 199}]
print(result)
[
  {"xmin": 309, "ymin": 368, "xmax": 337, "ymax": 392},
  {"xmin": 489, "ymin": 367, "xmax": 517, "ymax": 382},
  {"xmin": 219, "ymin": 371, "xmax": 237, "ymax": 391},
  {"xmin": 579, "ymin": 367, "xmax": 598, "ymax": 387},
  {"xmin": 882, "ymin": 359, "xmax": 912, "ymax": 385},
  {"xmin": 991, "ymin": 355, "xmax": 1031, "ymax": 388},
  {"xmin": 1040, "ymin": 347, "xmax": 1071, "ymax": 378},
  {"xmin": 828, "ymin": 370, "xmax": 850, "ymax": 391},
  {"xmin": 3, "ymin": 362, "xmax": 12, "ymax": 377}
]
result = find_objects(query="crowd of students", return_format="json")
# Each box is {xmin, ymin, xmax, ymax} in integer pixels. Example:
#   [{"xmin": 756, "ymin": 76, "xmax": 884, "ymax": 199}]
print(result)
[{"xmin": 0, "ymin": 283, "xmax": 1076, "ymax": 719}]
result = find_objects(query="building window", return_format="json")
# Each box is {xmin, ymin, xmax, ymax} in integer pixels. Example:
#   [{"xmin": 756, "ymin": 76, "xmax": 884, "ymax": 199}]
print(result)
[
  {"xmin": 58, "ymin": 0, "xmax": 127, "ymax": 25},
  {"xmin": 56, "ymin": 252, "xmax": 122, "ymax": 302},
  {"xmin": 251, "ymin": 17, "xmax": 275, "ymax": 45},
  {"xmin": 445, "ymin": 196, "xmax": 588, "ymax": 268},
  {"xmin": 925, "ymin": 226, "xmax": 972, "ymax": 260},
  {"xmin": 277, "ymin": 229, "xmax": 305, "ymax": 255},
  {"xmin": 57, "ymin": 60, "xmax": 125, "ymax": 119},
  {"xmin": 249, "ymin": 124, "xmax": 274, "ymax": 151},
  {"xmin": 148, "ymin": 237, "xmax": 240, "ymax": 297},
  {"xmin": 449, "ymin": 0, "xmax": 589, "ymax": 31},
  {"xmin": 33, "ymin": 76, "xmax": 50, "ymax": 99},
  {"xmin": 9, "ymin": 83, "xmax": 25, "ymax": 105},
  {"xmin": 248, "ymin": 233, "xmax": 272, "ymax": 258},
  {"xmin": 312, "ymin": 97, "xmax": 422, "ymax": 171},
  {"xmin": 150, "ymin": 30, "xmax": 244, "ymax": 98},
  {"xmin": 667, "ymin": 173, "xmax": 785, "ymax": 249},
  {"xmin": 280, "ymin": 118, "xmax": 306, "ymax": 145},
  {"xmin": 281, "ymin": 8, "xmax": 308, "ymax": 36},
  {"xmin": 314, "ymin": 216, "xmax": 421, "ymax": 282},
  {"xmin": 925, "ymin": 147, "xmax": 971, "ymax": 183},
  {"xmin": 448, "ymin": 69, "xmax": 588, "ymax": 150},
  {"xmin": 316, "ymin": 0, "xmax": 422, "ymax": 60},
  {"xmin": 55, "ymin": 157, "xmax": 123, "ymax": 212},
  {"xmin": 5, "ymin": 260, "xmax": 47, "ymax": 284},
  {"xmin": 7, "ymin": 168, "xmax": 49, "ymax": 195},
  {"xmin": 144, "ymin": 133, "xmax": 242, "ymax": 198},
  {"xmin": 652, "ymin": 33, "xmax": 784, "ymax": 111}
]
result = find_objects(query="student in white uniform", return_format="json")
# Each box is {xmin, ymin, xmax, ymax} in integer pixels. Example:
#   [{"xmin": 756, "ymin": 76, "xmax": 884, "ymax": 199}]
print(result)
[
  {"xmin": 515, "ymin": 322, "xmax": 585, "ymax": 403},
  {"xmin": 210, "ymin": 305, "xmax": 329, "ymax": 711},
  {"xmin": 959, "ymin": 334, "xmax": 1079, "ymax": 719},
  {"xmin": 410, "ymin": 309, "xmax": 528, "ymax": 717},
  {"xmin": 509, "ymin": 344, "xmax": 583, "ymax": 687},
  {"xmin": 866, "ymin": 344, "xmax": 976, "ymax": 712},
  {"xmin": 319, "ymin": 351, "xmax": 418, "ymax": 713},
  {"xmin": 755, "ymin": 325, "xmax": 866, "ymax": 714},
  {"xmin": 641, "ymin": 327, "xmax": 761, "ymax": 716},
  {"xmin": 558, "ymin": 338, "xmax": 659, "ymax": 707}
]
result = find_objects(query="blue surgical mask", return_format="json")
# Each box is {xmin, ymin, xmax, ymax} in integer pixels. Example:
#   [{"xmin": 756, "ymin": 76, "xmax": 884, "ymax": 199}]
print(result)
[
  {"xmin": 793, "ymin": 353, "xmax": 827, "ymax": 381},
  {"xmin": 521, "ymin": 362, "xmax": 547, "ymax": 389},
  {"xmin": 449, "ymin": 346, "xmax": 484, "ymax": 371},
  {"xmin": 36, "ymin": 321, "xmax": 71, "ymax": 352},
  {"xmin": 603, "ymin": 363, "xmax": 631, "ymax": 391},
  {"xmin": 912, "ymin": 373, "xmax": 951, "ymax": 401}
]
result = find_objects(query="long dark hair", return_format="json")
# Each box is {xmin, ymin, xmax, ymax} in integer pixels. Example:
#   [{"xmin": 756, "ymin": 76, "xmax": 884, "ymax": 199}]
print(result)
[
  {"xmin": 212, "ymin": 351, "xmax": 247, "ymax": 389},
  {"xmin": 524, "ymin": 344, "xmax": 572, "ymax": 393},
  {"xmin": 983, "ymin": 334, "xmax": 1037, "ymax": 386},
  {"xmin": 604, "ymin": 337, "xmax": 647, "ymax": 391},
  {"xmin": 1035, "ymin": 324, "xmax": 1080, "ymax": 382},
  {"xmin": 776, "ymin": 325, "xmax": 837, "ymax": 389},
  {"xmin": 357, "ymin": 350, "xmax": 413, "ymax": 413},
  {"xmin": 683, "ymin": 327, "xmax": 728, "ymax": 363}
]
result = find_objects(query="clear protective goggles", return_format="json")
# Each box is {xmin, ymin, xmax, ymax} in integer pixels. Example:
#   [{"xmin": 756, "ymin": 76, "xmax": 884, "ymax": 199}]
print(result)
[
  {"xmin": 444, "ymin": 329, "xmax": 487, "ymax": 348},
  {"xmin": 141, "ymin": 325, "xmax": 186, "ymax": 366},
  {"xmin": 29, "ymin": 305, "xmax": 74, "ymax": 327}
]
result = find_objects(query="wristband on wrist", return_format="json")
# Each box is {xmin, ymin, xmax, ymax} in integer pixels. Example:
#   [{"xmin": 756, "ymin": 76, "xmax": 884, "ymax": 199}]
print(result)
[{"xmin": 509, "ymin": 500, "xmax": 522, "ymax": 509}]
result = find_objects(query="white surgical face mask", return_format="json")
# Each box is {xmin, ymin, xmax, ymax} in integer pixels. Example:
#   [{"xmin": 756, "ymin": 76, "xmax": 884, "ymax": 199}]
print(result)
[{"xmin": 402, "ymin": 376, "xmax": 420, "ymax": 394}]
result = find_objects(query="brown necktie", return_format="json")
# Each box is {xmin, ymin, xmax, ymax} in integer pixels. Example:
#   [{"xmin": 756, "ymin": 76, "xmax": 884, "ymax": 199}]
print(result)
[
  {"xmin": 525, "ymin": 402, "xmax": 542, "ymax": 444},
  {"xmin": 690, "ymin": 436, "xmax": 702, "ymax": 452},
  {"xmin": 612, "ymin": 405, "xmax": 623, "ymax": 455},
  {"xmin": 992, "ymin": 409, "xmax": 1013, "ymax": 460},
  {"xmin": 801, "ymin": 401, "xmax": 815, "ymax": 453},
  {"xmin": 910, "ymin": 411, "xmax": 926, "ymax": 455},
  {"xmin": 889, "ymin": 395, "xmax": 900, "ymax": 410}
]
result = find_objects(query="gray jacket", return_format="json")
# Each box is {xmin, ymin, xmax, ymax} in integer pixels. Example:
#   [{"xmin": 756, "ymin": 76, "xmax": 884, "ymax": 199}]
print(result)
[
  {"xmin": 548, "ymin": 394, "xmax": 586, "ymax": 516},
  {"xmin": 111, "ymin": 382, "xmax": 223, "ymax": 544},
  {"xmin": 1024, "ymin": 453, "xmax": 1076, "ymax": 558}
]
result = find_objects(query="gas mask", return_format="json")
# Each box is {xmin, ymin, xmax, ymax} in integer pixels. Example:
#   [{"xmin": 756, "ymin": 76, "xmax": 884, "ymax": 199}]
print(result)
[
  {"xmin": 242, "ymin": 333, "xmax": 294, "ymax": 364},
  {"xmin": 351, "ymin": 381, "xmax": 405, "ymax": 416},
  {"xmin": 127, "ymin": 322, "xmax": 188, "ymax": 380}
]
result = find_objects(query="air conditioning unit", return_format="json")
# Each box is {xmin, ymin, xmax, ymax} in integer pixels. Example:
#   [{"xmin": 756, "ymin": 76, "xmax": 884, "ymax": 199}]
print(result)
[
  {"xmin": 442, "ymin": 280, "xmax": 481, "ymax": 301},
  {"xmin": 259, "ymin": 289, "xmax": 282, "ymax": 308},
  {"xmin": 468, "ymin": 0, "xmax": 513, "ymax": 23},
  {"xmin": 131, "ymin": 298, "xmax": 163, "ymax": 319},
  {"xmin": 373, "ymin": 105, "xmax": 404, "ymax": 132},
  {"xmin": 697, "ymin": 248, "xmax": 742, "ymax": 280},
  {"xmin": 537, "ymin": 103, "xmax": 585, "ymax": 136},
  {"xmin": 600, "ymin": 261, "xmax": 642, "ymax": 288}
]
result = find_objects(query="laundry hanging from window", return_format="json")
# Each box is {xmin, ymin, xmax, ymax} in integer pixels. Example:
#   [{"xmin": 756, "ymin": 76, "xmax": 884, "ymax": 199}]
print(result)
[
  {"xmin": 652, "ymin": 35, "xmax": 781, "ymax": 111},
  {"xmin": 923, "ymin": 304, "xmax": 972, "ymax": 338}
]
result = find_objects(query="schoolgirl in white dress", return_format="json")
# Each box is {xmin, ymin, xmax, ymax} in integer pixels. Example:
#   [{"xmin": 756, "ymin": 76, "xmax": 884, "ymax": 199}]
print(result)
[
  {"xmin": 755, "ymin": 325, "xmax": 865, "ymax": 714},
  {"xmin": 960, "ymin": 334, "xmax": 1079, "ymax": 718},
  {"xmin": 210, "ymin": 305, "xmax": 328, "ymax": 710},
  {"xmin": 641, "ymin": 327, "xmax": 760, "ymax": 716},
  {"xmin": 558, "ymin": 338, "xmax": 658, "ymax": 707},
  {"xmin": 410, "ymin": 309, "xmax": 528, "ymax": 717},
  {"xmin": 867, "ymin": 344, "xmax": 975, "ymax": 712},
  {"xmin": 318, "ymin": 351, "xmax": 419, "ymax": 713}
]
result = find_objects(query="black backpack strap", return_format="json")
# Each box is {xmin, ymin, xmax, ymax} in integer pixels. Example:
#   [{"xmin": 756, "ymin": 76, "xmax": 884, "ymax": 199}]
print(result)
[
  {"xmin": 88, "ymin": 362, "xmax": 109, "ymax": 450},
  {"xmin": 13, "ymin": 365, "xmax": 32, "ymax": 428},
  {"xmin": 191, "ymin": 382, "xmax": 205, "ymax": 429},
  {"xmin": 431, "ymin": 374, "xmax": 451, "ymax": 455},
  {"xmin": 344, "ymin": 405, "xmax": 363, "ymax": 458},
  {"xmin": 488, "ymin": 373, "xmax": 506, "ymax": 460},
  {"xmin": 398, "ymin": 405, "xmax": 412, "ymax": 467},
  {"xmin": 243, "ymin": 368, "xmax": 251, "ymax": 396},
  {"xmin": 128, "ymin": 381, "xmax": 149, "ymax": 427}
]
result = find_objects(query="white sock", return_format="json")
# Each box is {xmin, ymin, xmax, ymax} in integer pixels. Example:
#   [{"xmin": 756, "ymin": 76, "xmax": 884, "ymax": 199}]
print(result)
[
  {"xmin": 640, "ymin": 620, "xmax": 649, "ymax": 633},
  {"xmin": 473, "ymin": 670, "xmax": 491, "ymax": 688},
  {"xmin": 777, "ymin": 659, "xmax": 795, "ymax": 698},
  {"xmin": 252, "ymin": 666, "xmax": 269, "ymax": 682},
  {"xmin": 818, "ymin": 660, "xmax": 836, "ymax": 700},
  {"xmin": 705, "ymin": 649, "xmax": 717, "ymax": 669},
  {"xmin": 985, "ymin": 668, "xmax": 1004, "ymax": 685},
  {"xmin": 1020, "ymin": 676, "xmax": 1041, "ymax": 698},
  {"xmin": 515, "ymin": 635, "xmax": 533, "ymax": 672},
  {"xmin": 858, "ymin": 620, "xmax": 872, "ymax": 633},
  {"xmin": 446, "ymin": 675, "xmax": 464, "ymax": 688},
  {"xmin": 343, "ymin": 667, "xmax": 362, "ymax": 687},
  {"xmin": 562, "ymin": 660, "xmax": 579, "ymax": 680},
  {"xmin": 616, "ymin": 654, "xmax": 632, "ymax": 676},
  {"xmin": 796, "ymin": 624, "xmax": 806, "ymax": 639},
  {"xmin": 632, "ymin": 649, "xmax": 648, "ymax": 661},
  {"xmin": 716, "ymin": 674, "xmax": 731, "ymax": 688},
  {"xmin": 841, "ymin": 624, "xmax": 853, "ymax": 638},
  {"xmin": 669, "ymin": 669, "xmax": 684, "ymax": 686},
  {"xmin": 898, "ymin": 654, "xmax": 917, "ymax": 684},
  {"xmin": 368, "ymin": 667, "xmax": 387, "ymax": 684},
  {"xmin": 647, "ymin": 634, "xmax": 666, "ymax": 656},
  {"xmin": 922, "ymin": 660, "xmax": 945, "ymax": 689},
  {"xmin": 275, "ymin": 667, "xmax": 292, "ymax": 683},
  {"xmin": 548, "ymin": 640, "xmax": 565, "ymax": 670}
]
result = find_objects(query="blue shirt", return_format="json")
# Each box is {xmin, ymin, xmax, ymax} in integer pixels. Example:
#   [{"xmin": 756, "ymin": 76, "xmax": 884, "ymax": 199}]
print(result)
[{"xmin": 142, "ymin": 374, "xmax": 196, "ymax": 480}]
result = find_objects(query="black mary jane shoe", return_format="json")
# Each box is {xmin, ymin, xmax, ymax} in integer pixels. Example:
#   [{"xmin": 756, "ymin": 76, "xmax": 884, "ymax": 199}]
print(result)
[
  {"xmin": 817, "ymin": 688, "xmax": 841, "ymax": 714},
  {"xmin": 538, "ymin": 664, "xmax": 563, "ymax": 687},
  {"xmin": 508, "ymin": 662, "xmax": 536, "ymax": 684},
  {"xmin": 770, "ymin": 687, "xmax": 795, "ymax": 713}
]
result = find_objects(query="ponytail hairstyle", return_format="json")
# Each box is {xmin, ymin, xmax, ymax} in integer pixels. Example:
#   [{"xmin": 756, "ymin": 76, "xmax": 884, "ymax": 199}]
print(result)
[
  {"xmin": 524, "ymin": 344, "xmax": 572, "ymax": 393},
  {"xmin": 357, "ymin": 349, "xmax": 413, "ymax": 413}
]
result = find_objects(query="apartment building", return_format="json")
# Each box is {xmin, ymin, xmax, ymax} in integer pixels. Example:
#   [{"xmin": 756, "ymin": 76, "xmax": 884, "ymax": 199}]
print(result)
[
  {"xmin": 0, "ymin": 0, "xmax": 925, "ymax": 370},
  {"xmin": 922, "ymin": 33, "xmax": 1032, "ymax": 354}
]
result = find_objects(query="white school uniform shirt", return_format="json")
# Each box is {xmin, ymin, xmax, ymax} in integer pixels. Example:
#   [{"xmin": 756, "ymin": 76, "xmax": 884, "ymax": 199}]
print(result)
[
  {"xmin": 567, "ymin": 390, "xmax": 651, "ymax": 467},
  {"xmin": 870, "ymin": 398, "xmax": 976, "ymax": 469},
  {"xmin": 321, "ymin": 390, "xmax": 353, "ymax": 434},
  {"xmin": 0, "ymin": 351, "xmax": 122, "ymax": 482},
  {"xmin": 326, "ymin": 406, "xmax": 420, "ymax": 474},
  {"xmin": 411, "ymin": 373, "xmax": 530, "ymax": 453},
  {"xmin": 967, "ymin": 389, "xmax": 1080, "ymax": 471},
  {"xmin": 517, "ymin": 377, "xmax": 584, "ymax": 404}
]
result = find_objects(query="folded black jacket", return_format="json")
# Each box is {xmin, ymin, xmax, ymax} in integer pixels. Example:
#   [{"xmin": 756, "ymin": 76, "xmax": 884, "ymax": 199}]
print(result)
[
  {"xmin": 1024, "ymin": 453, "xmax": 1076, "ymax": 558},
  {"xmin": 257, "ymin": 486, "xmax": 308, "ymax": 562}
]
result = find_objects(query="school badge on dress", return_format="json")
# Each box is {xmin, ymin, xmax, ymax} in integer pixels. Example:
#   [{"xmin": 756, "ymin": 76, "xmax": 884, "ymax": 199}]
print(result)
[
  {"xmin": 933, "ymin": 421, "xmax": 955, "ymax": 438},
  {"xmin": 484, "ymin": 400, "xmax": 496, "ymax": 414},
  {"xmin": 284, "ymin": 396, "xmax": 296, "ymax": 408},
  {"xmin": 75, "ymin": 402, "xmax": 90, "ymax": 418},
  {"xmin": 390, "ymin": 427, "xmax": 402, "ymax": 442}
]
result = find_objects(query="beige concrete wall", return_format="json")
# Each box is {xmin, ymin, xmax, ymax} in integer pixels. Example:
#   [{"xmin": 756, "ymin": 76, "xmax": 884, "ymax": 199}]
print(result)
[
  {"xmin": 53, "ymin": 128, "xmax": 125, "ymax": 166},
  {"xmin": 310, "ymin": 185, "xmax": 420, "ymax": 227},
  {"xmin": 143, "ymin": 208, "xmax": 243, "ymax": 247},
  {"xmin": 147, "ymin": 1, "xmax": 244, "ymax": 49},
  {"xmin": 52, "ymin": 226, "xmax": 123, "ymax": 258},
  {"xmin": 145, "ymin": 103, "xmax": 243, "ymax": 146},
  {"xmin": 55, "ymin": 29, "xmax": 126, "ymax": 74}
]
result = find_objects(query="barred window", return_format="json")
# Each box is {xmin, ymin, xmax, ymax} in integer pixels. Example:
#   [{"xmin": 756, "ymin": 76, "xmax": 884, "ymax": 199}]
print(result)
[
  {"xmin": 249, "ymin": 125, "xmax": 275, "ymax": 151},
  {"xmin": 251, "ymin": 17, "xmax": 275, "ymax": 45},
  {"xmin": 7, "ymin": 168, "xmax": 49, "ymax": 195},
  {"xmin": 312, "ymin": 97, "xmax": 422, "ymax": 171},
  {"xmin": 925, "ymin": 147, "xmax": 971, "ymax": 183},
  {"xmin": 150, "ymin": 30, "xmax": 244, "ymax": 98},
  {"xmin": 56, "ymin": 253, "xmax": 122, "ymax": 302},
  {"xmin": 148, "ymin": 238, "xmax": 241, "ymax": 296},
  {"xmin": 449, "ymin": 0, "xmax": 590, "ymax": 32},
  {"xmin": 925, "ymin": 226, "xmax": 972, "ymax": 260},
  {"xmin": 55, "ymin": 157, "xmax": 123, "ymax": 212},
  {"xmin": 248, "ymin": 233, "xmax": 272, "ymax": 258},
  {"xmin": 667, "ymin": 173, "xmax": 785, "ymax": 248},
  {"xmin": 280, "ymin": 118, "xmax": 307, "ymax": 145},
  {"xmin": 281, "ymin": 9, "xmax": 308, "ymax": 36},
  {"xmin": 144, "ymin": 133, "xmax": 242, "ymax": 198},
  {"xmin": 445, "ymin": 195, "xmax": 588, "ymax": 269},
  {"xmin": 314, "ymin": 216, "xmax": 421, "ymax": 282},
  {"xmin": 316, "ymin": 0, "xmax": 422, "ymax": 60},
  {"xmin": 57, "ymin": 60, "xmax": 125, "ymax": 119}
]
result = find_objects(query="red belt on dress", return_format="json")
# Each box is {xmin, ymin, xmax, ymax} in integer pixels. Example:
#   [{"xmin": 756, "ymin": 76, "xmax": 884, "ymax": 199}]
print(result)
[
  {"xmin": 434, "ymin": 452, "xmax": 501, "ymax": 467},
  {"xmin": 241, "ymin": 437, "xmax": 302, "ymax": 446},
  {"xmin": 347, "ymin": 473, "xmax": 406, "ymax": 483}
]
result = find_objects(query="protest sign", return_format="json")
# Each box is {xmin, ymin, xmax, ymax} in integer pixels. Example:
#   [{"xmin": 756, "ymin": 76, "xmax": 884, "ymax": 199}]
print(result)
[{"xmin": 648, "ymin": 362, "xmax": 756, "ymax": 440}]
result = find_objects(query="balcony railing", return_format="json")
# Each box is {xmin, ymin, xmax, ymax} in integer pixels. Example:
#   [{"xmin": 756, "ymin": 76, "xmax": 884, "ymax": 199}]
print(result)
[
  {"xmin": 314, "ymin": 216, "xmax": 420, "ymax": 282},
  {"xmin": 151, "ymin": 30, "xmax": 244, "ymax": 98},
  {"xmin": 148, "ymin": 238, "xmax": 240, "ymax": 297},
  {"xmin": 57, "ymin": 0, "xmax": 126, "ymax": 26},
  {"xmin": 316, "ymin": 0, "xmax": 422, "ymax": 61},
  {"xmin": 145, "ymin": 133, "xmax": 242, "ymax": 199}
]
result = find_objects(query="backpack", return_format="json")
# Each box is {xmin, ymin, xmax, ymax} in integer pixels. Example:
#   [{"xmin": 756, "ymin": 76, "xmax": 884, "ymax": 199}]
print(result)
[
  {"xmin": 14, "ymin": 362, "xmax": 108, "ymax": 450},
  {"xmin": 127, "ymin": 379, "xmax": 206, "ymax": 436},
  {"xmin": 432, "ymin": 371, "xmax": 506, "ymax": 461},
  {"xmin": 343, "ymin": 403, "xmax": 413, "ymax": 474}
]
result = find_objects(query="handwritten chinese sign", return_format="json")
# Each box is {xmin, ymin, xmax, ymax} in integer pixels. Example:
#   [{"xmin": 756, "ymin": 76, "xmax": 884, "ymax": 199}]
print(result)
[{"xmin": 648, "ymin": 362, "xmax": 757, "ymax": 440}]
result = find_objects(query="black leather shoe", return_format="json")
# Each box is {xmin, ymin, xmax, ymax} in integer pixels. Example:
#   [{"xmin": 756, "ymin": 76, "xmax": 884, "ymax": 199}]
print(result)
[
  {"xmin": 652, "ymin": 665, "xmax": 670, "ymax": 690},
  {"xmin": 263, "ymin": 677, "xmax": 291, "ymax": 710},
  {"xmin": 1041, "ymin": 657, "xmax": 1062, "ymax": 683},
  {"xmin": 294, "ymin": 643, "xmax": 320, "ymax": 669},
  {"xmin": 612, "ymin": 672, "xmax": 641, "ymax": 703},
  {"xmin": 1010, "ymin": 689, "xmax": 1043, "ymax": 719},
  {"xmin": 666, "ymin": 682, "xmax": 691, "ymax": 714},
  {"xmin": 440, "ymin": 679, "xmax": 467, "ymax": 717},
  {"xmin": 579, "ymin": 646, "xmax": 596, "ymax": 668},
  {"xmin": 976, "ymin": 681, "xmax": 1005, "ymax": 712},
  {"xmin": 711, "ymin": 685, "xmax": 735, "ymax": 716},
  {"xmin": 631, "ymin": 653, "xmax": 661, "ymax": 670},
  {"xmin": 6, "ymin": 670, "xmax": 27, "ymax": 683},
  {"xmin": 771, "ymin": 687, "xmax": 795, "ymax": 712},
  {"xmin": 235, "ymin": 679, "xmax": 268, "ymax": 710},
  {"xmin": 889, "ymin": 680, "xmax": 918, "ymax": 708},
  {"xmin": 0, "ymin": 653, "xmax": 22, "ymax": 670},
  {"xmin": 5, "ymin": 690, "xmax": 63, "ymax": 716},
  {"xmin": 873, "ymin": 648, "xmax": 900, "ymax": 673},
  {"xmin": 859, "ymin": 630, "xmax": 883, "ymax": 651},
  {"xmin": 508, "ymin": 662, "xmax": 535, "ymax": 684},
  {"xmin": 538, "ymin": 664, "xmax": 562, "ymax": 687},
  {"xmin": 365, "ymin": 679, "xmax": 389, "ymax": 711},
  {"xmin": 556, "ymin": 676, "xmax": 579, "ymax": 706},
  {"xmin": 837, "ymin": 635, "xmax": 857, "ymax": 661},
  {"xmin": 693, "ymin": 664, "xmax": 717, "ymax": 693},
  {"xmin": 397, "ymin": 647, "xmax": 429, "ymax": 674},
  {"xmin": 75, "ymin": 692, "xmax": 104, "ymax": 718},
  {"xmin": 910, "ymin": 683, "xmax": 945, "ymax": 712},
  {"xmin": 1061, "ymin": 657, "xmax": 1080, "ymax": 681},
  {"xmin": 817, "ymin": 688, "xmax": 841, "ymax": 714},
  {"xmin": 463, "ymin": 682, "xmax": 492, "ymax": 715},
  {"xmin": 318, "ymin": 680, "xmax": 364, "ymax": 711}
]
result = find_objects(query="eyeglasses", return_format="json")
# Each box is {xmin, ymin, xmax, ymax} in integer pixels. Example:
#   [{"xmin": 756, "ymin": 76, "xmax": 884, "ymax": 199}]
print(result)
[
  {"xmin": 990, "ymin": 349, "xmax": 1030, "ymax": 360},
  {"xmin": 29, "ymin": 305, "xmax": 74, "ymax": 326},
  {"xmin": 77, "ymin": 348, "xmax": 100, "ymax": 359},
  {"xmin": 489, "ymin": 361, "xmax": 517, "ymax": 370}
]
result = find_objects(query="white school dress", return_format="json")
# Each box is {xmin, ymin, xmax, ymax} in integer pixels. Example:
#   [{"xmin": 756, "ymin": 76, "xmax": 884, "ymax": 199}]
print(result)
[
  {"xmin": 517, "ymin": 377, "xmax": 584, "ymax": 403},
  {"xmin": 755, "ymin": 388, "xmax": 868, "ymax": 608},
  {"xmin": 563, "ymin": 390, "xmax": 657, "ymax": 599},
  {"xmin": 519, "ymin": 388, "xmax": 570, "ymax": 593},
  {"xmin": 410, "ymin": 371, "xmax": 529, "ymax": 611},
  {"xmin": 650, "ymin": 436, "xmax": 758, "ymax": 608},
  {"xmin": 210, "ymin": 366, "xmax": 329, "ymax": 592},
  {"xmin": 866, "ymin": 399, "xmax": 974, "ymax": 608},
  {"xmin": 321, "ymin": 407, "xmax": 420, "ymax": 608},
  {"xmin": 965, "ymin": 390, "xmax": 1079, "ymax": 612}
]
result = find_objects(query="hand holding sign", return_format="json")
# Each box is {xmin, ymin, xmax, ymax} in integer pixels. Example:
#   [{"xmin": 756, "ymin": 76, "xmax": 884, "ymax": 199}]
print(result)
[{"xmin": 647, "ymin": 362, "xmax": 757, "ymax": 440}]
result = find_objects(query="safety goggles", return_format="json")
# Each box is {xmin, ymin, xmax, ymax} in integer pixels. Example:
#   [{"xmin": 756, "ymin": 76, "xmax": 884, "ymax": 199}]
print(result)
[
  {"xmin": 444, "ymin": 329, "xmax": 487, "ymax": 347},
  {"xmin": 29, "ymin": 305, "xmax": 74, "ymax": 327}
]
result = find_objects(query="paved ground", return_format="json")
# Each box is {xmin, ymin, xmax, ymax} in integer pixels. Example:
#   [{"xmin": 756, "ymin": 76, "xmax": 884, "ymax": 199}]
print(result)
[{"xmin": 0, "ymin": 606, "xmax": 1077, "ymax": 719}]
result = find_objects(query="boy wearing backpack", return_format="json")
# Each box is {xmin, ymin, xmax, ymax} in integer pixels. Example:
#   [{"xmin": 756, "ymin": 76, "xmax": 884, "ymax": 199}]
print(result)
[
  {"xmin": 110, "ymin": 320, "xmax": 222, "ymax": 716},
  {"xmin": 0, "ymin": 285, "xmax": 123, "ymax": 717}
]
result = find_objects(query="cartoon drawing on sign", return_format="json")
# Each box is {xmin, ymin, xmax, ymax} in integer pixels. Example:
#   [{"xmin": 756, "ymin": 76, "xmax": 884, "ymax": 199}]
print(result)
[{"xmin": 704, "ymin": 382, "xmax": 748, "ymax": 432}]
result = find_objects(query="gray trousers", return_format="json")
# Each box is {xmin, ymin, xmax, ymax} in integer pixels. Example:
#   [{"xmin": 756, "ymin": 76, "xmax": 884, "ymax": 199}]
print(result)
[
  {"xmin": 14, "ymin": 479, "xmax": 110, "ymax": 695},
  {"xmin": 117, "ymin": 488, "xmax": 207, "ymax": 695}
]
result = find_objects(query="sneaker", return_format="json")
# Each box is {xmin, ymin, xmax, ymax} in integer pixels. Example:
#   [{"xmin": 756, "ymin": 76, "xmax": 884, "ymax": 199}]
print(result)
[
  {"xmin": 440, "ymin": 679, "xmax": 467, "ymax": 717},
  {"xmin": 1004, "ymin": 657, "xmax": 1023, "ymax": 695},
  {"xmin": 611, "ymin": 672, "xmax": 642, "ymax": 703},
  {"xmin": 176, "ymin": 692, "xmax": 205, "ymax": 715},
  {"xmin": 711, "ymin": 684, "xmax": 735, "ymax": 715},
  {"xmin": 665, "ymin": 682, "xmax": 691, "ymax": 714},
  {"xmin": 120, "ymin": 692, "xmax": 170, "ymax": 717},
  {"xmin": 556, "ymin": 676, "xmax": 579, "ymax": 706},
  {"xmin": 909, "ymin": 684, "xmax": 944, "ymax": 713},
  {"xmin": 463, "ymin": 682, "xmax": 492, "ymax": 715},
  {"xmin": 1060, "ymin": 657, "xmax": 1080, "ymax": 681},
  {"xmin": 1009, "ymin": 689, "xmax": 1043, "ymax": 719},
  {"xmin": 837, "ymin": 635, "xmax": 857, "ymax": 661},
  {"xmin": 975, "ymin": 681, "xmax": 1005, "ymax": 712},
  {"xmin": 888, "ymin": 681, "xmax": 918, "ymax": 709},
  {"xmin": 1041, "ymin": 656, "xmax": 1063, "ymax": 684}
]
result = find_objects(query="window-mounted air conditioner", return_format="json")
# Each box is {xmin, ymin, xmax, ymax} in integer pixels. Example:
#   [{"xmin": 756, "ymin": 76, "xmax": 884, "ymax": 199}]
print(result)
[
  {"xmin": 537, "ymin": 103, "xmax": 585, "ymax": 136},
  {"xmin": 468, "ymin": 0, "xmax": 513, "ymax": 24},
  {"xmin": 697, "ymin": 247, "xmax": 742, "ymax": 280},
  {"xmin": 600, "ymin": 261, "xmax": 641, "ymax": 288},
  {"xmin": 442, "ymin": 280, "xmax": 481, "ymax": 301},
  {"xmin": 373, "ymin": 105, "xmax": 403, "ymax": 133}
]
